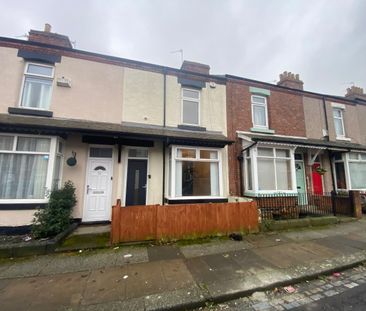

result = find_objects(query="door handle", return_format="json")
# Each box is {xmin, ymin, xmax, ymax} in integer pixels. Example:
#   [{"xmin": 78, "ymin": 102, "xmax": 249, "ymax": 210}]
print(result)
[
  {"xmin": 87, "ymin": 185, "xmax": 95, "ymax": 194},
  {"xmin": 142, "ymin": 184, "xmax": 147, "ymax": 189}
]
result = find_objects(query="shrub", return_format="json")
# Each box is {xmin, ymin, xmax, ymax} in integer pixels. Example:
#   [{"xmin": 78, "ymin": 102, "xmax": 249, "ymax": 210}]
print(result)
[{"xmin": 32, "ymin": 181, "xmax": 77, "ymax": 239}]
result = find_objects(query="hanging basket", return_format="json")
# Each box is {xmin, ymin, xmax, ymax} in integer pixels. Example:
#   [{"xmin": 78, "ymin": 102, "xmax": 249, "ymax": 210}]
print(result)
[{"xmin": 315, "ymin": 167, "xmax": 327, "ymax": 175}]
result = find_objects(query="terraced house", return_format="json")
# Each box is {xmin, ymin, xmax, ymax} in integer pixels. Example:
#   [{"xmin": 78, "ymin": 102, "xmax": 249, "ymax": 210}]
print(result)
[
  {"xmin": 226, "ymin": 71, "xmax": 366, "ymax": 218},
  {"xmin": 0, "ymin": 25, "xmax": 231, "ymax": 229}
]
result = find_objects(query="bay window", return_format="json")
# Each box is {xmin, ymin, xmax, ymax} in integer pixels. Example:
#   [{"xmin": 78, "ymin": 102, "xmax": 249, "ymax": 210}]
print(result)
[
  {"xmin": 348, "ymin": 152, "xmax": 366, "ymax": 190},
  {"xmin": 244, "ymin": 145, "xmax": 295, "ymax": 194},
  {"xmin": 20, "ymin": 63, "xmax": 54, "ymax": 110},
  {"xmin": 0, "ymin": 135, "xmax": 61, "ymax": 202},
  {"xmin": 171, "ymin": 146, "xmax": 221, "ymax": 198}
]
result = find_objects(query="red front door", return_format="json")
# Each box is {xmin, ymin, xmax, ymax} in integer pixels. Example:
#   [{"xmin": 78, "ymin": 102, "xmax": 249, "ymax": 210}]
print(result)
[{"xmin": 312, "ymin": 163, "xmax": 323, "ymax": 194}]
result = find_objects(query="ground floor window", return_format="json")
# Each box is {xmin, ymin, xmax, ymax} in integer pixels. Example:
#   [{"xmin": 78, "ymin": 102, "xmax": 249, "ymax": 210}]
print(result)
[
  {"xmin": 0, "ymin": 134, "xmax": 61, "ymax": 201},
  {"xmin": 171, "ymin": 146, "xmax": 221, "ymax": 198},
  {"xmin": 244, "ymin": 145, "xmax": 295, "ymax": 194},
  {"xmin": 348, "ymin": 152, "xmax": 366, "ymax": 189}
]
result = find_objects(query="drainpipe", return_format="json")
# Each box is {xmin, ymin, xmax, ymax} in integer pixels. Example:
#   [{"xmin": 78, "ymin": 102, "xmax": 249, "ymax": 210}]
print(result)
[
  {"xmin": 162, "ymin": 69, "xmax": 167, "ymax": 205},
  {"xmin": 323, "ymin": 96, "xmax": 337, "ymax": 192},
  {"xmin": 237, "ymin": 141, "xmax": 257, "ymax": 197}
]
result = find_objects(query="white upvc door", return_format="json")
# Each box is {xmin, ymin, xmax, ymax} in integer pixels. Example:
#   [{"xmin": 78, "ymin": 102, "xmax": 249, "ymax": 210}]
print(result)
[{"xmin": 83, "ymin": 157, "xmax": 113, "ymax": 222}]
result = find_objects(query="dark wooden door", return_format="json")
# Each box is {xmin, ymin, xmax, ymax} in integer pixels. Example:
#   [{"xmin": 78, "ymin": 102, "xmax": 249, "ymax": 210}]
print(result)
[{"xmin": 125, "ymin": 159, "xmax": 147, "ymax": 206}]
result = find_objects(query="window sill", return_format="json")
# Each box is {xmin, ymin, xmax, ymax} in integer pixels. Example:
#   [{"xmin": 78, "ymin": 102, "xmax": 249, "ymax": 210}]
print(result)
[
  {"xmin": 250, "ymin": 127, "xmax": 275, "ymax": 134},
  {"xmin": 0, "ymin": 203, "xmax": 47, "ymax": 210},
  {"xmin": 165, "ymin": 197, "xmax": 228, "ymax": 204},
  {"xmin": 336, "ymin": 136, "xmax": 351, "ymax": 142},
  {"xmin": 8, "ymin": 107, "xmax": 53, "ymax": 117},
  {"xmin": 178, "ymin": 124, "xmax": 207, "ymax": 132}
]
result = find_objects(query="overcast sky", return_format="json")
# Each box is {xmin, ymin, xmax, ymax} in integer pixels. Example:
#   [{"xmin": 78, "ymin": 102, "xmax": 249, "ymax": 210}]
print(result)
[{"xmin": 1, "ymin": 0, "xmax": 365, "ymax": 96}]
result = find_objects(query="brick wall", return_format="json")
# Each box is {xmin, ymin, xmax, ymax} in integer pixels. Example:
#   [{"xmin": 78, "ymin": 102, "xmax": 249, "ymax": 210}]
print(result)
[{"xmin": 226, "ymin": 78, "xmax": 307, "ymax": 196}]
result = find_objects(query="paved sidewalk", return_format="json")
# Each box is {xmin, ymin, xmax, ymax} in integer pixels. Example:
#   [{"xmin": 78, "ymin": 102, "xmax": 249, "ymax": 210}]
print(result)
[{"xmin": 1, "ymin": 219, "xmax": 366, "ymax": 310}]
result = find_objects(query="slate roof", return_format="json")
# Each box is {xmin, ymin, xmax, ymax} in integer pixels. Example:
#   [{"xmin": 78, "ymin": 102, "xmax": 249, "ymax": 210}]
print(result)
[{"xmin": 0, "ymin": 113, "xmax": 232, "ymax": 146}]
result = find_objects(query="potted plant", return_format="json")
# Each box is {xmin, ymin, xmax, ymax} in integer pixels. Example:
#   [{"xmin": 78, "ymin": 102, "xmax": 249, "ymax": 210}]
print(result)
[{"xmin": 315, "ymin": 166, "xmax": 327, "ymax": 175}]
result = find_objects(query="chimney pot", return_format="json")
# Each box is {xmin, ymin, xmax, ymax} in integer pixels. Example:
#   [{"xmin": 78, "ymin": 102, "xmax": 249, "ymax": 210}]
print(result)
[
  {"xmin": 44, "ymin": 23, "xmax": 52, "ymax": 32},
  {"xmin": 345, "ymin": 85, "xmax": 366, "ymax": 100}
]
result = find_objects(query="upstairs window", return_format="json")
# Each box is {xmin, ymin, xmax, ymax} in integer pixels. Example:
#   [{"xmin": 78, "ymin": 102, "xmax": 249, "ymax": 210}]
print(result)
[
  {"xmin": 20, "ymin": 63, "xmax": 54, "ymax": 110},
  {"xmin": 333, "ymin": 108, "xmax": 345, "ymax": 138},
  {"xmin": 182, "ymin": 88, "xmax": 200, "ymax": 125},
  {"xmin": 251, "ymin": 95, "xmax": 268, "ymax": 129}
]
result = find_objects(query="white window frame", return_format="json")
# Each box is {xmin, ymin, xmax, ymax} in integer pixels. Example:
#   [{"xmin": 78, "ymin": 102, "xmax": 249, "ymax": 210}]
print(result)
[
  {"xmin": 18, "ymin": 62, "xmax": 55, "ymax": 111},
  {"xmin": 332, "ymin": 153, "xmax": 348, "ymax": 191},
  {"xmin": 333, "ymin": 108, "xmax": 346, "ymax": 139},
  {"xmin": 170, "ymin": 145, "xmax": 224, "ymax": 199},
  {"xmin": 0, "ymin": 133, "xmax": 59, "ymax": 203},
  {"xmin": 181, "ymin": 88, "xmax": 200, "ymax": 126},
  {"xmin": 251, "ymin": 95, "xmax": 269, "ymax": 129},
  {"xmin": 344, "ymin": 152, "xmax": 366, "ymax": 191},
  {"xmin": 244, "ymin": 144, "xmax": 297, "ymax": 195}
]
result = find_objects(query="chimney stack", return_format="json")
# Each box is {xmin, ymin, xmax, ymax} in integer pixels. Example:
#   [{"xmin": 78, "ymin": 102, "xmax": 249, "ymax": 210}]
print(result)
[
  {"xmin": 44, "ymin": 23, "xmax": 52, "ymax": 32},
  {"xmin": 28, "ymin": 23, "xmax": 73, "ymax": 48},
  {"xmin": 181, "ymin": 60, "xmax": 210, "ymax": 75},
  {"xmin": 277, "ymin": 71, "xmax": 304, "ymax": 90},
  {"xmin": 345, "ymin": 86, "xmax": 366, "ymax": 101}
]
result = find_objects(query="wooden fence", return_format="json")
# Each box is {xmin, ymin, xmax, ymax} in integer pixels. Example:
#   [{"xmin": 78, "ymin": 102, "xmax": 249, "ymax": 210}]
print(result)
[{"xmin": 111, "ymin": 200, "xmax": 259, "ymax": 244}]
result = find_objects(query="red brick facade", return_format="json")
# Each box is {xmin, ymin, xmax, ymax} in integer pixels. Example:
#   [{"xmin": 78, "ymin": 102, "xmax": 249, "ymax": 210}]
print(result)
[{"xmin": 226, "ymin": 78, "xmax": 307, "ymax": 196}]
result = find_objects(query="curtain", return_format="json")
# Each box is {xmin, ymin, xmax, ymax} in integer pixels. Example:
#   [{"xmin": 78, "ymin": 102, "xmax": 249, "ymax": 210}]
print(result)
[
  {"xmin": 210, "ymin": 152, "xmax": 219, "ymax": 196},
  {"xmin": 175, "ymin": 148, "xmax": 182, "ymax": 196},
  {"xmin": 22, "ymin": 77, "xmax": 52, "ymax": 109},
  {"xmin": 349, "ymin": 162, "xmax": 366, "ymax": 189},
  {"xmin": 253, "ymin": 105, "xmax": 266, "ymax": 127},
  {"xmin": 0, "ymin": 154, "xmax": 48, "ymax": 199},
  {"xmin": 257, "ymin": 158, "xmax": 276, "ymax": 190},
  {"xmin": 0, "ymin": 137, "xmax": 51, "ymax": 199}
]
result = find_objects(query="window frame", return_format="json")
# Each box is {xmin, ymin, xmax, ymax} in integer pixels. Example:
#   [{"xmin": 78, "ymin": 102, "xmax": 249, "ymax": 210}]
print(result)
[
  {"xmin": 181, "ymin": 88, "xmax": 200, "ymax": 126},
  {"xmin": 251, "ymin": 95, "xmax": 269, "ymax": 129},
  {"xmin": 18, "ymin": 62, "xmax": 55, "ymax": 111},
  {"xmin": 0, "ymin": 133, "xmax": 59, "ymax": 203},
  {"xmin": 170, "ymin": 145, "xmax": 223, "ymax": 199},
  {"xmin": 345, "ymin": 152, "xmax": 366, "ymax": 191},
  {"xmin": 244, "ymin": 145, "xmax": 297, "ymax": 195},
  {"xmin": 333, "ymin": 108, "xmax": 346, "ymax": 138}
]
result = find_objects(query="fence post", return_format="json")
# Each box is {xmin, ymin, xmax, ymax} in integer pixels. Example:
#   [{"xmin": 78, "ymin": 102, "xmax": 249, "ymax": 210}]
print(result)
[
  {"xmin": 111, "ymin": 199, "xmax": 121, "ymax": 244},
  {"xmin": 350, "ymin": 190, "xmax": 362, "ymax": 219},
  {"xmin": 331, "ymin": 191, "xmax": 337, "ymax": 216}
]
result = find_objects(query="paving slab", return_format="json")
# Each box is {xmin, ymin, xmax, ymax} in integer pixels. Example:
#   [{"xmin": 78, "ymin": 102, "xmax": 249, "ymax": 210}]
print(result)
[
  {"xmin": 314, "ymin": 236, "xmax": 364, "ymax": 254},
  {"xmin": 78, "ymin": 298, "xmax": 145, "ymax": 311},
  {"xmin": 147, "ymin": 245, "xmax": 184, "ymax": 261},
  {"xmin": 0, "ymin": 255, "xmax": 53, "ymax": 279},
  {"xmin": 230, "ymin": 249, "xmax": 276, "ymax": 270},
  {"xmin": 124, "ymin": 260, "xmax": 168, "ymax": 299},
  {"xmin": 296, "ymin": 241, "xmax": 338, "ymax": 259},
  {"xmin": 0, "ymin": 271, "xmax": 88, "ymax": 311},
  {"xmin": 252, "ymin": 243, "xmax": 321, "ymax": 269},
  {"xmin": 113, "ymin": 246, "xmax": 149, "ymax": 266},
  {"xmin": 160, "ymin": 259, "xmax": 195, "ymax": 291},
  {"xmin": 281, "ymin": 230, "xmax": 327, "ymax": 242},
  {"xmin": 82, "ymin": 266, "xmax": 126, "ymax": 305},
  {"xmin": 244, "ymin": 233, "xmax": 291, "ymax": 248},
  {"xmin": 72, "ymin": 225, "xmax": 110, "ymax": 236},
  {"xmin": 180, "ymin": 239, "xmax": 253, "ymax": 258}
]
